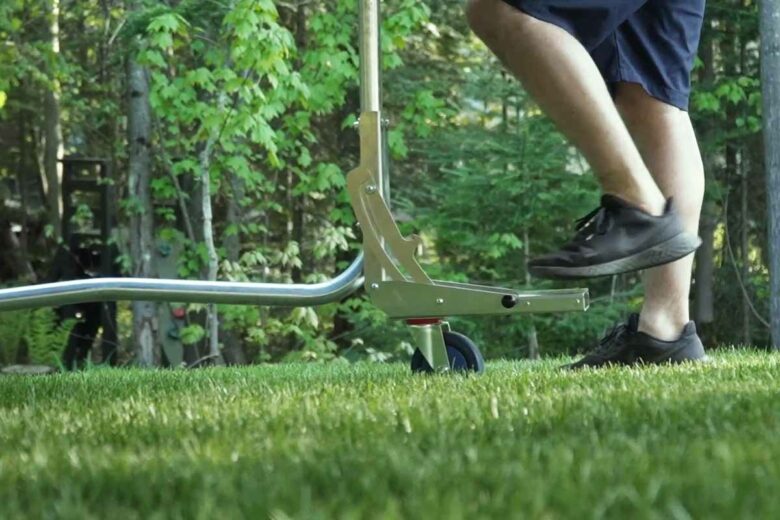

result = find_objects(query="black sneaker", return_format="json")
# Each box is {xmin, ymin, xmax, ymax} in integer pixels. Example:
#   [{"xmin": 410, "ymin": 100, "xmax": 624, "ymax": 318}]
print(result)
[
  {"xmin": 528, "ymin": 194, "xmax": 701, "ymax": 280},
  {"xmin": 565, "ymin": 314, "xmax": 707, "ymax": 370}
]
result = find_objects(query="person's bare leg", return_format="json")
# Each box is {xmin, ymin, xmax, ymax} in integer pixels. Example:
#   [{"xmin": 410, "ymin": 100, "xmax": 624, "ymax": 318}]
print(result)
[
  {"xmin": 615, "ymin": 83, "xmax": 705, "ymax": 341},
  {"xmin": 465, "ymin": 0, "xmax": 666, "ymax": 215}
]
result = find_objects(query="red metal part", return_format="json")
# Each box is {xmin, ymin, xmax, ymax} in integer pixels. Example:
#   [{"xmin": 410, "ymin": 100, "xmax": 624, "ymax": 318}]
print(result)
[{"xmin": 406, "ymin": 318, "xmax": 442, "ymax": 326}]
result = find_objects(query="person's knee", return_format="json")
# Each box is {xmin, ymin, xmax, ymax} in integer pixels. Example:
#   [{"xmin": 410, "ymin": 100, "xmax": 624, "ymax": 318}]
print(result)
[
  {"xmin": 615, "ymin": 82, "xmax": 681, "ymax": 124},
  {"xmin": 616, "ymin": 83, "xmax": 704, "ymax": 220},
  {"xmin": 671, "ymin": 162, "xmax": 705, "ymax": 230},
  {"xmin": 677, "ymin": 176, "xmax": 705, "ymax": 222},
  {"xmin": 668, "ymin": 159, "xmax": 705, "ymax": 227}
]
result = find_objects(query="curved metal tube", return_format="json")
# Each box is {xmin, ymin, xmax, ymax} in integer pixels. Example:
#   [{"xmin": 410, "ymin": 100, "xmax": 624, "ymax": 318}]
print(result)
[{"xmin": 0, "ymin": 255, "xmax": 364, "ymax": 312}]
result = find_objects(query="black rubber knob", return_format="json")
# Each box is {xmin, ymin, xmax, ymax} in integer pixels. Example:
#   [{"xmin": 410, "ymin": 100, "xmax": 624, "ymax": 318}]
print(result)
[{"xmin": 501, "ymin": 295, "xmax": 518, "ymax": 309}]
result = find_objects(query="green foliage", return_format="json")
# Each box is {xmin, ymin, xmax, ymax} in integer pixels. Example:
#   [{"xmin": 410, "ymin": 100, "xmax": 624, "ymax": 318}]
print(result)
[
  {"xmin": 122, "ymin": 0, "xmax": 434, "ymax": 362},
  {"xmin": 0, "ymin": 312, "xmax": 25, "ymax": 365},
  {"xmin": 687, "ymin": 0, "xmax": 769, "ymax": 348},
  {"xmin": 0, "ymin": 0, "xmax": 772, "ymax": 363},
  {"xmin": 25, "ymin": 308, "xmax": 75, "ymax": 365},
  {"xmin": 1, "ymin": 352, "xmax": 779, "ymax": 517},
  {"xmin": 0, "ymin": 308, "xmax": 75, "ymax": 365},
  {"xmin": 179, "ymin": 324, "xmax": 205, "ymax": 346}
]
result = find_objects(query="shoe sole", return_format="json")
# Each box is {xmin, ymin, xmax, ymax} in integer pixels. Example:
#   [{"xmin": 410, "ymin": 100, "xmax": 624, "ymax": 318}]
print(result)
[{"xmin": 530, "ymin": 232, "xmax": 702, "ymax": 280}]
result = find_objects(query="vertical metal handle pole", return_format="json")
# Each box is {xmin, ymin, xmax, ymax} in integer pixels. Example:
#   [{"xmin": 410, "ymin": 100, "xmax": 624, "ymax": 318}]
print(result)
[
  {"xmin": 361, "ymin": 0, "xmax": 391, "ymax": 204},
  {"xmin": 359, "ymin": 0, "xmax": 381, "ymax": 113},
  {"xmin": 358, "ymin": 0, "xmax": 389, "ymax": 281}
]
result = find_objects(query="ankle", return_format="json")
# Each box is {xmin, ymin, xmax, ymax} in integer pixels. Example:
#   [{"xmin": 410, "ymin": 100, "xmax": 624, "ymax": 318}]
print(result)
[
  {"xmin": 638, "ymin": 312, "xmax": 688, "ymax": 341},
  {"xmin": 630, "ymin": 197, "xmax": 666, "ymax": 217},
  {"xmin": 603, "ymin": 188, "xmax": 666, "ymax": 216}
]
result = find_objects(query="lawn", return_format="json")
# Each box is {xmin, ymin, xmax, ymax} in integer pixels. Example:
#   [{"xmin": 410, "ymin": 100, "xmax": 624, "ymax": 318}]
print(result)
[{"xmin": 1, "ymin": 350, "xmax": 779, "ymax": 519}]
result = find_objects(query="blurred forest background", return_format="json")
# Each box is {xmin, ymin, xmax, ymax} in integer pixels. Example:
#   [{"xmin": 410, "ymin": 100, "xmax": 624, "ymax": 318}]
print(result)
[{"xmin": 0, "ymin": 0, "xmax": 775, "ymax": 368}]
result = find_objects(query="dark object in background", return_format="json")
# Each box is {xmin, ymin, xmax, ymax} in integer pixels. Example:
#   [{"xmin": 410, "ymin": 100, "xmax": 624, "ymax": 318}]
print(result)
[
  {"xmin": 48, "ymin": 158, "xmax": 118, "ymax": 370},
  {"xmin": 50, "ymin": 235, "xmax": 110, "ymax": 370},
  {"xmin": 46, "ymin": 236, "xmax": 118, "ymax": 370}
]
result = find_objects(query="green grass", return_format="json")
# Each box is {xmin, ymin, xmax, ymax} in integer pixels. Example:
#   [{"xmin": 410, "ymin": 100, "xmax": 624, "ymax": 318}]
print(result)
[{"xmin": 1, "ymin": 351, "xmax": 779, "ymax": 519}]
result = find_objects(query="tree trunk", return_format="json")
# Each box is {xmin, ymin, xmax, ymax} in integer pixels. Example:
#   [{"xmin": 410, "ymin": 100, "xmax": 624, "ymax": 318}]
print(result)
[
  {"xmin": 761, "ymin": 0, "xmax": 780, "ymax": 349},
  {"xmin": 199, "ymin": 92, "xmax": 228, "ymax": 366},
  {"xmin": 127, "ymin": 46, "xmax": 158, "ymax": 366},
  {"xmin": 292, "ymin": 196, "xmax": 305, "ymax": 283},
  {"xmin": 524, "ymin": 229, "xmax": 539, "ymax": 359},
  {"xmin": 28, "ymin": 115, "xmax": 48, "ymax": 208},
  {"xmin": 43, "ymin": 0, "xmax": 63, "ymax": 238},
  {"xmin": 694, "ymin": 207, "xmax": 716, "ymax": 324},
  {"xmin": 740, "ymin": 151, "xmax": 751, "ymax": 345},
  {"xmin": 221, "ymin": 174, "xmax": 248, "ymax": 365},
  {"xmin": 737, "ymin": 19, "xmax": 752, "ymax": 347},
  {"xmin": 694, "ymin": 18, "xmax": 716, "ymax": 328},
  {"xmin": 725, "ymin": 138, "xmax": 739, "ymax": 340},
  {"xmin": 16, "ymin": 113, "xmax": 37, "ymax": 283},
  {"xmin": 200, "ymin": 145, "xmax": 221, "ymax": 364}
]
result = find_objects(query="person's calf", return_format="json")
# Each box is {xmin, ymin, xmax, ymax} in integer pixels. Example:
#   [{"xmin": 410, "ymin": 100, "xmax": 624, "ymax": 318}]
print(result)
[
  {"xmin": 615, "ymin": 83, "xmax": 705, "ymax": 341},
  {"xmin": 615, "ymin": 83, "xmax": 705, "ymax": 228}
]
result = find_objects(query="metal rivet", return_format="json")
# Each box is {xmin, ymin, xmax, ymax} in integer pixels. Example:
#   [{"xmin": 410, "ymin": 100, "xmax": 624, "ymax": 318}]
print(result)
[
  {"xmin": 525, "ymin": 301, "xmax": 532, "ymax": 306},
  {"xmin": 365, "ymin": 184, "xmax": 377, "ymax": 194},
  {"xmin": 436, "ymin": 298, "xmax": 445, "ymax": 305},
  {"xmin": 576, "ymin": 299, "xmax": 581, "ymax": 304},
  {"xmin": 370, "ymin": 283, "xmax": 380, "ymax": 290}
]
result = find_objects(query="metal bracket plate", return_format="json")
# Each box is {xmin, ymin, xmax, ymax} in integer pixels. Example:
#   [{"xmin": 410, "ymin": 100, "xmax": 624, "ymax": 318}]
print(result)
[
  {"xmin": 372, "ymin": 280, "xmax": 589, "ymax": 319},
  {"xmin": 408, "ymin": 322, "xmax": 451, "ymax": 372}
]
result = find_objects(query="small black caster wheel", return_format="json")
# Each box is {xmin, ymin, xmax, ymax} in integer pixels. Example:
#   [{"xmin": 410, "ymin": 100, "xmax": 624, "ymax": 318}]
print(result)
[{"xmin": 410, "ymin": 331, "xmax": 485, "ymax": 374}]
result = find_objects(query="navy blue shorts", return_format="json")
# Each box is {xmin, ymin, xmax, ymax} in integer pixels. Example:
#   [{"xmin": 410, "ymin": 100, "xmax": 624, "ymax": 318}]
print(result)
[{"xmin": 501, "ymin": 0, "xmax": 706, "ymax": 110}]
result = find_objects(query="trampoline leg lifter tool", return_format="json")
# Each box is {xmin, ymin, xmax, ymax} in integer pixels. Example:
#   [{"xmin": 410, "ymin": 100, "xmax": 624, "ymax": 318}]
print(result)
[{"xmin": 348, "ymin": 0, "xmax": 589, "ymax": 373}]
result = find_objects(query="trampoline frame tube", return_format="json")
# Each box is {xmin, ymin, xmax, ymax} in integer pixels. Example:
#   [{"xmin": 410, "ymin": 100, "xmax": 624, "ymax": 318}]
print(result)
[{"xmin": 0, "ymin": 260, "xmax": 364, "ymax": 312}]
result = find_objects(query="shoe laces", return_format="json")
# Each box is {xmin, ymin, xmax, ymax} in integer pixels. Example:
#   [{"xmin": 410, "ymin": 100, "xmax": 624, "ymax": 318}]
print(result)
[
  {"xmin": 574, "ymin": 205, "xmax": 613, "ymax": 238},
  {"xmin": 588, "ymin": 323, "xmax": 628, "ymax": 360}
]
